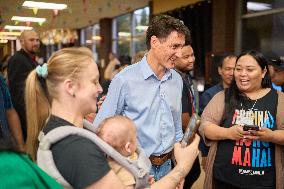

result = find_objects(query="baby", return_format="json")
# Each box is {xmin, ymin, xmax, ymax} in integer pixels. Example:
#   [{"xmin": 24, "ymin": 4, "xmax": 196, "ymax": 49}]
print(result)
[{"xmin": 97, "ymin": 115, "xmax": 138, "ymax": 189}]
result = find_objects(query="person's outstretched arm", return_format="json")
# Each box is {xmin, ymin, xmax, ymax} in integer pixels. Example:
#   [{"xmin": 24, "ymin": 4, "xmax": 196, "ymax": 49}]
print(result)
[
  {"xmin": 150, "ymin": 135, "xmax": 200, "ymax": 189},
  {"xmin": 86, "ymin": 135, "xmax": 200, "ymax": 189}
]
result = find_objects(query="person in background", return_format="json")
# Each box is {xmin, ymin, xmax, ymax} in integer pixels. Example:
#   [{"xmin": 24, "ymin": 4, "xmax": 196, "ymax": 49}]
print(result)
[
  {"xmin": 104, "ymin": 52, "xmax": 121, "ymax": 81},
  {"xmin": 175, "ymin": 41, "xmax": 201, "ymax": 188},
  {"xmin": 116, "ymin": 55, "xmax": 131, "ymax": 74},
  {"xmin": 132, "ymin": 50, "xmax": 147, "ymax": 64},
  {"xmin": 266, "ymin": 52, "xmax": 284, "ymax": 92},
  {"xmin": 94, "ymin": 15, "xmax": 192, "ymax": 181},
  {"xmin": 25, "ymin": 47, "xmax": 200, "ymax": 189},
  {"xmin": 199, "ymin": 54, "xmax": 236, "ymax": 169},
  {"xmin": 0, "ymin": 137, "xmax": 62, "ymax": 188},
  {"xmin": 8, "ymin": 30, "xmax": 40, "ymax": 141},
  {"xmin": 0, "ymin": 74, "xmax": 24, "ymax": 150},
  {"xmin": 102, "ymin": 52, "xmax": 121, "ymax": 94},
  {"xmin": 200, "ymin": 50, "xmax": 284, "ymax": 189}
]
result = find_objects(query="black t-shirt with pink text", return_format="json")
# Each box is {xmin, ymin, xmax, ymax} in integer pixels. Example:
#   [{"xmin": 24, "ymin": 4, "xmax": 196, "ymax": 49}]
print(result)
[{"xmin": 213, "ymin": 89, "xmax": 277, "ymax": 189}]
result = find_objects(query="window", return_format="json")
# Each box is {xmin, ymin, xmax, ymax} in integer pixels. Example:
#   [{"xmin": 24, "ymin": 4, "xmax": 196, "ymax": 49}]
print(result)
[
  {"xmin": 81, "ymin": 24, "xmax": 101, "ymax": 62},
  {"xmin": 241, "ymin": 0, "xmax": 284, "ymax": 55},
  {"xmin": 112, "ymin": 6, "xmax": 149, "ymax": 57},
  {"xmin": 113, "ymin": 13, "xmax": 131, "ymax": 56}
]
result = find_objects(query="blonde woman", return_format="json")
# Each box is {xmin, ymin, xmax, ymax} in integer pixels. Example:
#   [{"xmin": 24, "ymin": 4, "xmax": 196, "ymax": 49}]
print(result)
[{"xmin": 25, "ymin": 47, "xmax": 200, "ymax": 189}]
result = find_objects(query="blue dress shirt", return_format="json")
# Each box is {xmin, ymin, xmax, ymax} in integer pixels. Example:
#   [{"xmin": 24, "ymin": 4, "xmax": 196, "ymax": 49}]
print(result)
[{"xmin": 94, "ymin": 55, "xmax": 184, "ymax": 156}]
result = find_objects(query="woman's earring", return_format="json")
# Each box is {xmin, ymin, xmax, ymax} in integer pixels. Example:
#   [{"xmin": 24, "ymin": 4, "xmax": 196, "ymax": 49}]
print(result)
[{"xmin": 72, "ymin": 93, "xmax": 76, "ymax": 98}]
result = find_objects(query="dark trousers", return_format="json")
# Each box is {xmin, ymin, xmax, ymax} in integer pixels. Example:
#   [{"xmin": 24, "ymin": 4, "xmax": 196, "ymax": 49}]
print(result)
[{"xmin": 183, "ymin": 158, "xmax": 201, "ymax": 189}]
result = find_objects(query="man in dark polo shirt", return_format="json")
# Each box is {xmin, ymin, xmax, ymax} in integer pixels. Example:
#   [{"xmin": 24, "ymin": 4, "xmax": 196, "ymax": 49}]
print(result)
[
  {"xmin": 8, "ymin": 30, "xmax": 40, "ymax": 141},
  {"xmin": 175, "ymin": 41, "xmax": 201, "ymax": 188}
]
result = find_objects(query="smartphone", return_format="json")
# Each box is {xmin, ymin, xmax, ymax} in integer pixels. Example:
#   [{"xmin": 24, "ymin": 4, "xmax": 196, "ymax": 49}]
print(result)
[
  {"xmin": 181, "ymin": 113, "xmax": 201, "ymax": 147},
  {"xmin": 243, "ymin": 125, "xmax": 259, "ymax": 131}
]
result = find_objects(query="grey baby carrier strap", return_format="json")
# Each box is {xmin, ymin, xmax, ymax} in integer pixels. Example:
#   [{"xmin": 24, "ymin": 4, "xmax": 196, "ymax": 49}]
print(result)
[{"xmin": 37, "ymin": 120, "xmax": 151, "ymax": 189}]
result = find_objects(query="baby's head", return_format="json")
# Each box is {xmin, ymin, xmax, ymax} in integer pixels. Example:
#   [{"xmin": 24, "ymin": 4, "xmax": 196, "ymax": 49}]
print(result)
[{"xmin": 97, "ymin": 116, "xmax": 137, "ymax": 157}]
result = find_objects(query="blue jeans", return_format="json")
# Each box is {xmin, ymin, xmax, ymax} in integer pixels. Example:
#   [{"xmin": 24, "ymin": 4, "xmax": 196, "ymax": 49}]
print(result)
[{"xmin": 150, "ymin": 159, "xmax": 172, "ymax": 181}]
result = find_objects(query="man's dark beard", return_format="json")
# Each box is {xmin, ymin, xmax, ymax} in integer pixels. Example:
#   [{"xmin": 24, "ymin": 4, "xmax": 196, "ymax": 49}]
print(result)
[{"xmin": 27, "ymin": 49, "xmax": 38, "ymax": 55}]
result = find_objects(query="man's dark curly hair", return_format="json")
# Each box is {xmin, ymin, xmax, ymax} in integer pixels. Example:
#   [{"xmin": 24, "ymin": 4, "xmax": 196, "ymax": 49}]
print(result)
[{"xmin": 146, "ymin": 15, "xmax": 191, "ymax": 50}]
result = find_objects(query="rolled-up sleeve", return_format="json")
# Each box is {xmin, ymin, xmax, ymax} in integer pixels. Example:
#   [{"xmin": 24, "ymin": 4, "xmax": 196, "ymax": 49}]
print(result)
[{"xmin": 94, "ymin": 75, "xmax": 127, "ymax": 128}]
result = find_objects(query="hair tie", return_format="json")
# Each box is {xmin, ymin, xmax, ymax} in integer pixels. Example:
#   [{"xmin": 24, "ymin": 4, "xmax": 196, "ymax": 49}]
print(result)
[{"xmin": 36, "ymin": 63, "xmax": 48, "ymax": 78}]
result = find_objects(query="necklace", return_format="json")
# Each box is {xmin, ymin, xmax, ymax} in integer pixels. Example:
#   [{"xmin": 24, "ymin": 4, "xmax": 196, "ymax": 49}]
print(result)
[
  {"xmin": 238, "ymin": 99, "xmax": 258, "ymax": 126},
  {"xmin": 240, "ymin": 99, "xmax": 258, "ymax": 111}
]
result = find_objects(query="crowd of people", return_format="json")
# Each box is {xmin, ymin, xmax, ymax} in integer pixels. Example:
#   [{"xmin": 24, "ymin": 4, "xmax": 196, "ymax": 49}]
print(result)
[{"xmin": 0, "ymin": 14, "xmax": 283, "ymax": 189}]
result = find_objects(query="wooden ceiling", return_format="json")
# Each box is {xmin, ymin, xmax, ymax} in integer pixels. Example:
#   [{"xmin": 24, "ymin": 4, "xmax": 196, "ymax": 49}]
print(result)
[{"xmin": 0, "ymin": 0, "xmax": 150, "ymax": 32}]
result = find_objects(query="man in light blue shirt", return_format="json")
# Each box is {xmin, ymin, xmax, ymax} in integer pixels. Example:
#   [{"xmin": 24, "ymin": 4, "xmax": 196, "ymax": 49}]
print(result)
[{"xmin": 94, "ymin": 15, "xmax": 189, "ymax": 181}]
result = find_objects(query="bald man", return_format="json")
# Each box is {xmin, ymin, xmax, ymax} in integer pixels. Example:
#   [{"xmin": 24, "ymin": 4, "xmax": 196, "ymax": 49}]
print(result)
[{"xmin": 8, "ymin": 30, "xmax": 40, "ymax": 141}]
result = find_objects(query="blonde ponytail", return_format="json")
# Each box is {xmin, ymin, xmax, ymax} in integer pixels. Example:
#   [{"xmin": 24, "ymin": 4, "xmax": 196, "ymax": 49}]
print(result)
[
  {"xmin": 25, "ymin": 70, "xmax": 50, "ymax": 161},
  {"xmin": 25, "ymin": 47, "xmax": 94, "ymax": 161}
]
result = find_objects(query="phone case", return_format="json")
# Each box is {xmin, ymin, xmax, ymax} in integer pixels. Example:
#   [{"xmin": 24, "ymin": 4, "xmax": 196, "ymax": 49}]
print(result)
[
  {"xmin": 181, "ymin": 113, "xmax": 201, "ymax": 147},
  {"xmin": 243, "ymin": 125, "xmax": 259, "ymax": 131}
]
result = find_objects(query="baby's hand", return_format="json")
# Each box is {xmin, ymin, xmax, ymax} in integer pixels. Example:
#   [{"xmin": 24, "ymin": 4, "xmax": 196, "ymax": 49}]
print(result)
[{"xmin": 148, "ymin": 175, "xmax": 155, "ymax": 185}]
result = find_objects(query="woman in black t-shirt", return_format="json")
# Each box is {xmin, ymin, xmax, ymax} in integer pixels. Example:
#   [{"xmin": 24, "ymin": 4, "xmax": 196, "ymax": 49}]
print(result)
[
  {"xmin": 24, "ymin": 47, "xmax": 201, "ymax": 189},
  {"xmin": 200, "ymin": 50, "xmax": 284, "ymax": 189}
]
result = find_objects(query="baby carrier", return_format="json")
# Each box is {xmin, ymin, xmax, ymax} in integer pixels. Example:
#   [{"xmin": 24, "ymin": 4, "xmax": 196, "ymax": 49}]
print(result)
[{"xmin": 37, "ymin": 120, "xmax": 151, "ymax": 189}]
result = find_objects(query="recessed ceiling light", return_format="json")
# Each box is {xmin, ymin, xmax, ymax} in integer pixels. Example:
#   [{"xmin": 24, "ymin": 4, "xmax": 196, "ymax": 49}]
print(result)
[
  {"xmin": 12, "ymin": 16, "xmax": 46, "ymax": 23},
  {"xmin": 118, "ymin": 32, "xmax": 131, "ymax": 37},
  {"xmin": 92, "ymin": 36, "xmax": 102, "ymax": 40},
  {"xmin": 22, "ymin": 1, "xmax": 67, "ymax": 10},
  {"xmin": 136, "ymin": 25, "xmax": 148, "ymax": 31},
  {"xmin": 86, "ymin": 39, "xmax": 93, "ymax": 44},
  {"xmin": 4, "ymin": 25, "xmax": 33, "ymax": 31}
]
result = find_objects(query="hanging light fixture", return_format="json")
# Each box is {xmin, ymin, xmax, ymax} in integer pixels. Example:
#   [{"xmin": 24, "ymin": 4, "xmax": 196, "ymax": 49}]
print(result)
[
  {"xmin": 4, "ymin": 25, "xmax": 33, "ymax": 31},
  {"xmin": 22, "ymin": 1, "xmax": 67, "ymax": 10},
  {"xmin": 11, "ymin": 16, "xmax": 46, "ymax": 23}
]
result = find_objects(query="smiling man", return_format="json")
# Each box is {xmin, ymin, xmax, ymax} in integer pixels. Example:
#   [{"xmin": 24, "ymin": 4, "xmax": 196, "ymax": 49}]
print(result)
[
  {"xmin": 175, "ymin": 42, "xmax": 202, "ymax": 188},
  {"xmin": 94, "ymin": 15, "xmax": 190, "ymax": 181}
]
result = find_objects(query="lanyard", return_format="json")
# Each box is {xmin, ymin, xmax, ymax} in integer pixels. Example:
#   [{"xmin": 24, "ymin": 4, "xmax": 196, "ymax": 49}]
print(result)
[
  {"xmin": 188, "ymin": 87, "xmax": 196, "ymax": 114},
  {"xmin": 180, "ymin": 72, "xmax": 199, "ymax": 114}
]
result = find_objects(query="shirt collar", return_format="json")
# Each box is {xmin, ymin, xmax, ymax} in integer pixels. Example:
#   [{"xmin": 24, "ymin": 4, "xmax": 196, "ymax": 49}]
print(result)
[{"xmin": 140, "ymin": 54, "xmax": 172, "ymax": 81}]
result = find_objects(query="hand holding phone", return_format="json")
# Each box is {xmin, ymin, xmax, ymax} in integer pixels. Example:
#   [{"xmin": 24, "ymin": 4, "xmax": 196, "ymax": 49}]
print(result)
[
  {"xmin": 181, "ymin": 113, "xmax": 201, "ymax": 147},
  {"xmin": 243, "ymin": 125, "xmax": 260, "ymax": 131}
]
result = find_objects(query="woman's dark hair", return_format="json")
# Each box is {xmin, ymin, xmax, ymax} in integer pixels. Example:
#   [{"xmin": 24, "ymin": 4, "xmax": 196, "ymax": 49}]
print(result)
[{"xmin": 224, "ymin": 50, "xmax": 272, "ymax": 119}]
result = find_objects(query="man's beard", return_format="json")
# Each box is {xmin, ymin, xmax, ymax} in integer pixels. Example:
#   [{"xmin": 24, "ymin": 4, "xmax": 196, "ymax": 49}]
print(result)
[{"xmin": 28, "ymin": 48, "xmax": 38, "ymax": 55}]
